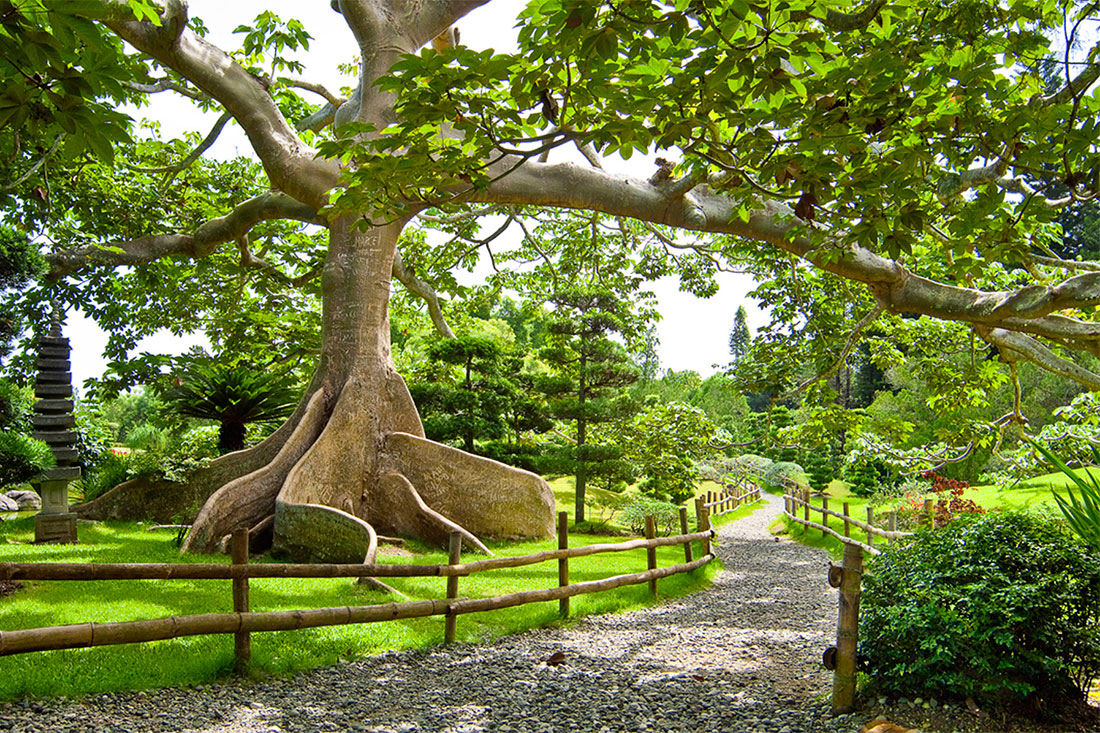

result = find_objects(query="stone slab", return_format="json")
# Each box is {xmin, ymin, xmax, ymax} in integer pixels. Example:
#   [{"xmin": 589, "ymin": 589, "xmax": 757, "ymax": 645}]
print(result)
[
  {"xmin": 35, "ymin": 513, "xmax": 78, "ymax": 544},
  {"xmin": 32, "ymin": 414, "xmax": 76, "ymax": 429},
  {"xmin": 34, "ymin": 399, "xmax": 74, "ymax": 413},
  {"xmin": 36, "ymin": 358, "xmax": 71, "ymax": 372},
  {"xmin": 35, "ymin": 384, "xmax": 73, "ymax": 398},
  {"xmin": 33, "ymin": 430, "xmax": 77, "ymax": 446},
  {"xmin": 273, "ymin": 502, "xmax": 374, "ymax": 564},
  {"xmin": 38, "ymin": 346, "xmax": 71, "ymax": 359},
  {"xmin": 36, "ymin": 371, "xmax": 73, "ymax": 384}
]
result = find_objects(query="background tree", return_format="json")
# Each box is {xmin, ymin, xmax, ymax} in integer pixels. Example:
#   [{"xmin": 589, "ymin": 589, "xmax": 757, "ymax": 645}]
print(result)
[
  {"xmin": 728, "ymin": 306, "xmax": 751, "ymax": 362},
  {"xmin": 625, "ymin": 400, "xmax": 726, "ymax": 504},
  {"xmin": 540, "ymin": 286, "xmax": 640, "ymax": 522}
]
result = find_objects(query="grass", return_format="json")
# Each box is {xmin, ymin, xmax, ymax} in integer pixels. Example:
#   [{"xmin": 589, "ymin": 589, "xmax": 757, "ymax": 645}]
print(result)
[
  {"xmin": 778, "ymin": 469, "xmax": 1100, "ymax": 559},
  {"xmin": 0, "ymin": 478, "xmax": 767, "ymax": 701}
]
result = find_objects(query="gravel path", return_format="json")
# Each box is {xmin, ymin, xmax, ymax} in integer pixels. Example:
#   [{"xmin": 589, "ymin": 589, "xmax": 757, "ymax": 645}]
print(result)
[{"xmin": 1, "ymin": 495, "xmax": 860, "ymax": 733}]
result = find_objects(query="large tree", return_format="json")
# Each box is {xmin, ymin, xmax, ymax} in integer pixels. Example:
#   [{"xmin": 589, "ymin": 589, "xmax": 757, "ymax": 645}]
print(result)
[{"xmin": 8, "ymin": 0, "xmax": 1100, "ymax": 559}]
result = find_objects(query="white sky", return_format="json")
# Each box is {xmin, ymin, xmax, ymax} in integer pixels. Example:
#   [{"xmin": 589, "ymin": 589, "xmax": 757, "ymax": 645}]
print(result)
[{"xmin": 64, "ymin": 0, "xmax": 767, "ymax": 389}]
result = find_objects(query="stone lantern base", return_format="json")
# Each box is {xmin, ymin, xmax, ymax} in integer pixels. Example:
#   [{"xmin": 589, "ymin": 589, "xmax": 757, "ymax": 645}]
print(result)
[{"xmin": 35, "ymin": 513, "xmax": 78, "ymax": 544}]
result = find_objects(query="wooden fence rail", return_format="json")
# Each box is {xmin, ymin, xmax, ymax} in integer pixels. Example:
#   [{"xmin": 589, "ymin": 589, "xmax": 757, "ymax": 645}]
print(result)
[
  {"xmin": 0, "ymin": 508, "xmax": 716, "ymax": 663},
  {"xmin": 703, "ymin": 473, "xmax": 764, "ymax": 517},
  {"xmin": 782, "ymin": 486, "xmax": 913, "ymax": 555}
]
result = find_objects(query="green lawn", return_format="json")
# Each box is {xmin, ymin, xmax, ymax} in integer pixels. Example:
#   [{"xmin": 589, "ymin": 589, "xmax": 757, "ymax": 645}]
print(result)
[
  {"xmin": 778, "ymin": 469, "xmax": 1100, "ymax": 558},
  {"xmin": 0, "ymin": 482, "xmax": 750, "ymax": 701}
]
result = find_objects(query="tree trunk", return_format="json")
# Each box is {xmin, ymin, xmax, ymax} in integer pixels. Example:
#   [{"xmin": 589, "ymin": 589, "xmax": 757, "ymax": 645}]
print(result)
[{"xmin": 181, "ymin": 218, "xmax": 554, "ymax": 560}]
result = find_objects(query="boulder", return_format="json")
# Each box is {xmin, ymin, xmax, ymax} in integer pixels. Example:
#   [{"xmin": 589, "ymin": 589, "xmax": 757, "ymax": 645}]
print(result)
[
  {"xmin": 4, "ymin": 490, "xmax": 41, "ymax": 511},
  {"xmin": 0, "ymin": 494, "xmax": 17, "ymax": 512}
]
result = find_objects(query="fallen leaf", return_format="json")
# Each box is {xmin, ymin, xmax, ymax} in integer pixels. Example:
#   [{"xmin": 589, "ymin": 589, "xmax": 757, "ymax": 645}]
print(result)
[
  {"xmin": 545, "ymin": 651, "xmax": 566, "ymax": 666},
  {"xmin": 859, "ymin": 722, "xmax": 917, "ymax": 733},
  {"xmin": 691, "ymin": 674, "xmax": 705, "ymax": 681}
]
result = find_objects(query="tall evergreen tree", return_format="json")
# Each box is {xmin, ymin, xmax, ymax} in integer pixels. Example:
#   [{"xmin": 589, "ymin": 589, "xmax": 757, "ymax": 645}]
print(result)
[
  {"xmin": 728, "ymin": 306, "xmax": 752, "ymax": 361},
  {"xmin": 540, "ymin": 286, "xmax": 640, "ymax": 523}
]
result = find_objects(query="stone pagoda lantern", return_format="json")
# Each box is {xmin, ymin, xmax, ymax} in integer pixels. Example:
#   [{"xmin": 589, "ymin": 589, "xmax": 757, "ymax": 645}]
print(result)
[{"xmin": 31, "ymin": 316, "xmax": 80, "ymax": 544}]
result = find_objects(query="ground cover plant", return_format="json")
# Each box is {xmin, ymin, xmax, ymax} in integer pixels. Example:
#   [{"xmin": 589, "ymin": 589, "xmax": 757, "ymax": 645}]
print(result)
[
  {"xmin": 0, "ymin": 492, "xmax": 736, "ymax": 701},
  {"xmin": 858, "ymin": 513, "xmax": 1100, "ymax": 722}
]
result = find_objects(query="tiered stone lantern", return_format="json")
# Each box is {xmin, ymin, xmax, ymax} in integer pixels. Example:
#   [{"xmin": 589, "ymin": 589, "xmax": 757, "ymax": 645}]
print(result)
[{"xmin": 32, "ymin": 317, "xmax": 80, "ymax": 544}]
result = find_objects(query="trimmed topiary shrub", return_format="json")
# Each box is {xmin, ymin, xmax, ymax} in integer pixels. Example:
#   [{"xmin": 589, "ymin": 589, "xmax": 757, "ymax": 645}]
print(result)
[
  {"xmin": 733, "ymin": 453, "xmax": 773, "ymax": 477},
  {"xmin": 860, "ymin": 513, "xmax": 1100, "ymax": 718},
  {"xmin": 762, "ymin": 460, "xmax": 805, "ymax": 493}
]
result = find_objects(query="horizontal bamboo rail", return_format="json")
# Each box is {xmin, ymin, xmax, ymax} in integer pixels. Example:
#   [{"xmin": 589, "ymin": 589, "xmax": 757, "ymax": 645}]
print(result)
[
  {"xmin": 785, "ymin": 494, "xmax": 912, "ymax": 540},
  {"xmin": 784, "ymin": 490, "xmax": 913, "ymax": 555},
  {"xmin": 1, "ymin": 513, "xmax": 717, "ymax": 660},
  {"xmin": 0, "ymin": 556, "xmax": 714, "ymax": 657},
  {"xmin": 0, "ymin": 531, "xmax": 714, "ymax": 583}
]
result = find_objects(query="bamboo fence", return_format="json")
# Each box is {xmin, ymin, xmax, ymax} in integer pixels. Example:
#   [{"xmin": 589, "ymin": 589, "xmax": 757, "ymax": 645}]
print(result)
[
  {"xmin": 0, "ymin": 506, "xmax": 716, "ymax": 665},
  {"xmin": 782, "ymin": 485, "xmax": 913, "ymax": 555},
  {"xmin": 703, "ymin": 472, "xmax": 764, "ymax": 517}
]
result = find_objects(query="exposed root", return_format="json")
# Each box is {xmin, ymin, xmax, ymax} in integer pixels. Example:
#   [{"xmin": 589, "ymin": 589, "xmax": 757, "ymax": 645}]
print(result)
[
  {"xmin": 183, "ymin": 390, "xmax": 331, "ymax": 553},
  {"xmin": 375, "ymin": 473, "xmax": 493, "ymax": 555}
]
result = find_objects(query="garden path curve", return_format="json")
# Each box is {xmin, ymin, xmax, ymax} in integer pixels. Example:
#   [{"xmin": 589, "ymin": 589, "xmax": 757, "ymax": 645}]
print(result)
[{"xmin": 2, "ymin": 494, "xmax": 846, "ymax": 733}]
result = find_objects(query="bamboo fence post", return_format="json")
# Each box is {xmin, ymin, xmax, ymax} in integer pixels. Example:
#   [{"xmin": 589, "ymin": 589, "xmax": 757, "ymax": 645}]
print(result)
[
  {"xmin": 444, "ymin": 532, "xmax": 462, "ymax": 643},
  {"xmin": 821, "ymin": 497, "xmax": 829, "ymax": 537},
  {"xmin": 679, "ymin": 507, "xmax": 693, "ymax": 563},
  {"xmin": 831, "ymin": 543, "xmax": 864, "ymax": 714},
  {"xmin": 695, "ymin": 500, "xmax": 712, "ymax": 556},
  {"xmin": 865, "ymin": 507, "xmax": 875, "ymax": 548},
  {"xmin": 924, "ymin": 498, "xmax": 935, "ymax": 528},
  {"xmin": 557, "ymin": 512, "xmax": 569, "ymax": 617},
  {"xmin": 842, "ymin": 502, "xmax": 850, "ymax": 538},
  {"xmin": 889, "ymin": 510, "xmax": 897, "ymax": 546},
  {"xmin": 645, "ymin": 515, "xmax": 658, "ymax": 597},
  {"xmin": 803, "ymin": 487, "xmax": 810, "ymax": 523},
  {"xmin": 231, "ymin": 527, "xmax": 250, "ymax": 674}
]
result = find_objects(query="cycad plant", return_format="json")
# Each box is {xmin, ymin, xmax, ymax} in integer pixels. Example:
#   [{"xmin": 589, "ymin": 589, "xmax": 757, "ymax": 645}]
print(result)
[
  {"xmin": 1031, "ymin": 439, "xmax": 1100, "ymax": 549},
  {"xmin": 159, "ymin": 356, "xmax": 299, "ymax": 454}
]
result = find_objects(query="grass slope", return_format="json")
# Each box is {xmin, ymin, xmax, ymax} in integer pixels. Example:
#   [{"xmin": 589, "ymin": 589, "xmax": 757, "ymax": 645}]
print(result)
[
  {"xmin": 779, "ymin": 469, "xmax": 1100, "ymax": 559},
  {"xmin": 0, "ymin": 480, "xmax": 765, "ymax": 701}
]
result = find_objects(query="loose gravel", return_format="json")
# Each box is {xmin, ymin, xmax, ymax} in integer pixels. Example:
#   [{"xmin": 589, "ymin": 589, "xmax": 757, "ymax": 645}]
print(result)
[{"xmin": 1, "ymin": 495, "xmax": 869, "ymax": 733}]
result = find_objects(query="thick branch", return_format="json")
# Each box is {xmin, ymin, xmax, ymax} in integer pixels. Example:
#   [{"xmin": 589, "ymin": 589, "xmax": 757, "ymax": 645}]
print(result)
[
  {"xmin": 392, "ymin": 249, "xmax": 455, "ymax": 338},
  {"xmin": 47, "ymin": 193, "xmax": 322, "ymax": 277},
  {"xmin": 980, "ymin": 328, "xmax": 1100, "ymax": 391},
  {"xmin": 472, "ymin": 158, "xmax": 1100, "ymax": 382},
  {"xmin": 1039, "ymin": 39, "xmax": 1100, "ymax": 107},
  {"xmin": 99, "ymin": 1, "xmax": 338, "ymax": 208}
]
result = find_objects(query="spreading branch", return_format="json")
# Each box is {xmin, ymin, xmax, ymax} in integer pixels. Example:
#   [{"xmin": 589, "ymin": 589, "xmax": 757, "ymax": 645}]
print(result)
[
  {"xmin": 126, "ymin": 110, "xmax": 232, "ymax": 180},
  {"xmin": 98, "ymin": 0, "xmax": 338, "ymax": 208},
  {"xmin": 47, "ymin": 192, "xmax": 322, "ymax": 278},
  {"xmin": 392, "ymin": 249, "xmax": 455, "ymax": 338}
]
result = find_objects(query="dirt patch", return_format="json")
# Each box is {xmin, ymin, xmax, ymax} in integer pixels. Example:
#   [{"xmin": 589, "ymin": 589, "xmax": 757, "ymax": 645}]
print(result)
[{"xmin": 0, "ymin": 579, "xmax": 23, "ymax": 598}]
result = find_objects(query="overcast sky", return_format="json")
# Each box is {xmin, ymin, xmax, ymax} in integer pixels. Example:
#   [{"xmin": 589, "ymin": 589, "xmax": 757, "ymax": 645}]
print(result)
[{"xmin": 64, "ymin": 0, "xmax": 767, "ymax": 389}]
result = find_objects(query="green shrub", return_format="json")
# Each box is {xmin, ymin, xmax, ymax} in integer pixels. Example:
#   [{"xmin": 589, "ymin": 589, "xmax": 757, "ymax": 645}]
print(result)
[
  {"xmin": 0, "ymin": 431, "xmax": 54, "ymax": 488},
  {"xmin": 761, "ymin": 460, "xmax": 805, "ymax": 493},
  {"xmin": 621, "ymin": 496, "xmax": 680, "ymax": 535},
  {"xmin": 733, "ymin": 453, "xmax": 772, "ymax": 476},
  {"xmin": 860, "ymin": 513, "xmax": 1100, "ymax": 715}
]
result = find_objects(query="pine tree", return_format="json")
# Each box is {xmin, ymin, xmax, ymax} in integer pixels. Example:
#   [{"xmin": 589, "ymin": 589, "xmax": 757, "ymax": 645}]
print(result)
[
  {"xmin": 539, "ymin": 286, "xmax": 640, "ymax": 523},
  {"xmin": 728, "ymin": 306, "xmax": 751, "ymax": 361}
]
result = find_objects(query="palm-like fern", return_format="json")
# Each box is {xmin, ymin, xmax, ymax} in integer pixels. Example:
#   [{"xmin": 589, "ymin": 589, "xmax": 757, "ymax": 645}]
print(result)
[{"xmin": 159, "ymin": 357, "xmax": 299, "ymax": 454}]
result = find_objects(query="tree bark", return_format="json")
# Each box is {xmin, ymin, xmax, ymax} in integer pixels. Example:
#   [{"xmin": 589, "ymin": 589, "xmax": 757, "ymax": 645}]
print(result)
[{"xmin": 182, "ymin": 218, "xmax": 555, "ymax": 558}]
